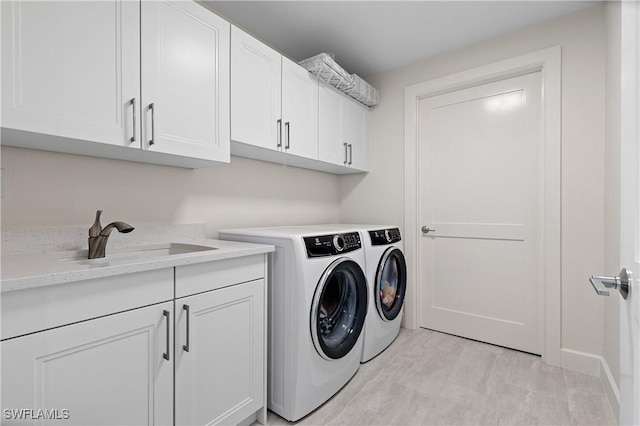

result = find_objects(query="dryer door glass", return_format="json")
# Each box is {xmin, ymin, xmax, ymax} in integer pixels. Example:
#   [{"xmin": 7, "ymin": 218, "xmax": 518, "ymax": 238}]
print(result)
[
  {"xmin": 311, "ymin": 258, "xmax": 367, "ymax": 360},
  {"xmin": 376, "ymin": 248, "xmax": 407, "ymax": 321}
]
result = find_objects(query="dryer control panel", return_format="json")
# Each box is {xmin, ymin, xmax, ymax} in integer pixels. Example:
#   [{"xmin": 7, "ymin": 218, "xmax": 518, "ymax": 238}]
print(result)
[
  {"xmin": 369, "ymin": 228, "xmax": 402, "ymax": 245},
  {"xmin": 304, "ymin": 232, "xmax": 361, "ymax": 257}
]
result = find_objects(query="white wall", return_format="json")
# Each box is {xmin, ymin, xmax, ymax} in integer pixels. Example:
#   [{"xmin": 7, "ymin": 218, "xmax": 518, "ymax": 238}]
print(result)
[
  {"xmin": 340, "ymin": 5, "xmax": 607, "ymax": 370},
  {"xmin": 0, "ymin": 146, "xmax": 340, "ymax": 236},
  {"xmin": 603, "ymin": 0, "xmax": 622, "ymax": 417},
  {"xmin": 0, "ymin": 3, "xmax": 614, "ymax": 383}
]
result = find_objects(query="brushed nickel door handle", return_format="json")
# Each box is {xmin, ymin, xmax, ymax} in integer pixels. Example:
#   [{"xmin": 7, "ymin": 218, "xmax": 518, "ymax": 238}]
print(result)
[
  {"xmin": 285, "ymin": 121, "xmax": 290, "ymax": 150},
  {"xmin": 590, "ymin": 268, "xmax": 631, "ymax": 299},
  {"xmin": 183, "ymin": 304, "xmax": 190, "ymax": 352},
  {"xmin": 421, "ymin": 226, "xmax": 436, "ymax": 234},
  {"xmin": 162, "ymin": 309, "xmax": 170, "ymax": 361},
  {"xmin": 277, "ymin": 119, "xmax": 282, "ymax": 149},
  {"xmin": 129, "ymin": 98, "xmax": 136, "ymax": 143},
  {"xmin": 344, "ymin": 143, "xmax": 348, "ymax": 165},
  {"xmin": 148, "ymin": 103, "xmax": 155, "ymax": 146}
]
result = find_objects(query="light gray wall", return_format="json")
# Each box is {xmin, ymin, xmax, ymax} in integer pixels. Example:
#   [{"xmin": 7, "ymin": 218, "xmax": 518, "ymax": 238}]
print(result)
[
  {"xmin": 0, "ymin": 146, "xmax": 340, "ymax": 236},
  {"xmin": 340, "ymin": 5, "xmax": 607, "ymax": 363},
  {"xmin": 603, "ymin": 0, "xmax": 622, "ymax": 416}
]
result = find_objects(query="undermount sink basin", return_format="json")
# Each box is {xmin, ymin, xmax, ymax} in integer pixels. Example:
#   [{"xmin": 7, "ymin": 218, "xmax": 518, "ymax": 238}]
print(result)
[{"xmin": 58, "ymin": 243, "xmax": 217, "ymax": 266}]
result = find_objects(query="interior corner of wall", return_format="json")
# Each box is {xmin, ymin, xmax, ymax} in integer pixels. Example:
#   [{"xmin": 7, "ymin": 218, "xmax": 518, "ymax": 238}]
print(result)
[{"xmin": 600, "ymin": 355, "xmax": 621, "ymax": 423}]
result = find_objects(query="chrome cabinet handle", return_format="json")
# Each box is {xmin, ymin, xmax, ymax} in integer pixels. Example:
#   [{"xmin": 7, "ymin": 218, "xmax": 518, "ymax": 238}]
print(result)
[
  {"xmin": 277, "ymin": 119, "xmax": 282, "ymax": 149},
  {"xmin": 148, "ymin": 103, "xmax": 155, "ymax": 146},
  {"xmin": 344, "ymin": 143, "xmax": 348, "ymax": 165},
  {"xmin": 348, "ymin": 144, "xmax": 353, "ymax": 165},
  {"xmin": 183, "ymin": 304, "xmax": 190, "ymax": 352},
  {"xmin": 590, "ymin": 268, "xmax": 631, "ymax": 299},
  {"xmin": 129, "ymin": 98, "xmax": 136, "ymax": 143},
  {"xmin": 162, "ymin": 309, "xmax": 170, "ymax": 361},
  {"xmin": 421, "ymin": 226, "xmax": 436, "ymax": 234},
  {"xmin": 285, "ymin": 122, "xmax": 290, "ymax": 150}
]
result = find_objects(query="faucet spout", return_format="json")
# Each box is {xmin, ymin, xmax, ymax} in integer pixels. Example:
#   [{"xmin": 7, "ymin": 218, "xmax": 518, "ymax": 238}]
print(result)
[
  {"xmin": 100, "ymin": 222, "xmax": 135, "ymax": 237},
  {"xmin": 87, "ymin": 210, "xmax": 134, "ymax": 259}
]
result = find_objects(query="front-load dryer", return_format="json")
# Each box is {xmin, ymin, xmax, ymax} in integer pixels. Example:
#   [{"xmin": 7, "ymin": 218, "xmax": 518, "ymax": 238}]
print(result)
[
  {"xmin": 360, "ymin": 226, "xmax": 406, "ymax": 362},
  {"xmin": 218, "ymin": 226, "xmax": 368, "ymax": 422},
  {"xmin": 307, "ymin": 224, "xmax": 406, "ymax": 362}
]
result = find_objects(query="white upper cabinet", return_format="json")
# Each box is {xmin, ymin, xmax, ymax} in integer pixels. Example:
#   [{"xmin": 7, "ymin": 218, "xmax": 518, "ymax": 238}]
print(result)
[
  {"xmin": 281, "ymin": 57, "xmax": 319, "ymax": 159},
  {"xmin": 319, "ymin": 83, "xmax": 369, "ymax": 172},
  {"xmin": 1, "ymin": 1, "xmax": 141, "ymax": 147},
  {"xmin": 141, "ymin": 1, "xmax": 230, "ymax": 162},
  {"xmin": 343, "ymin": 93, "xmax": 369, "ymax": 171},
  {"xmin": 231, "ymin": 25, "xmax": 368, "ymax": 174},
  {"xmin": 1, "ymin": 0, "xmax": 231, "ymax": 168},
  {"xmin": 231, "ymin": 26, "xmax": 282, "ymax": 151},
  {"xmin": 319, "ymin": 83, "xmax": 345, "ymax": 166},
  {"xmin": 231, "ymin": 26, "xmax": 319, "ymax": 161}
]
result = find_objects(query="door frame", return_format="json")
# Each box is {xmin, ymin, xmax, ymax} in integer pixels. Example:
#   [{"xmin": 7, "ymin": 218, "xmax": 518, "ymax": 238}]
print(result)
[
  {"xmin": 619, "ymin": 1, "xmax": 640, "ymax": 423},
  {"xmin": 403, "ymin": 46, "xmax": 562, "ymax": 365}
]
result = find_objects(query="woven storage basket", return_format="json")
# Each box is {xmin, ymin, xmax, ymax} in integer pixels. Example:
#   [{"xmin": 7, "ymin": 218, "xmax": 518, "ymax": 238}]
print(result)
[
  {"xmin": 298, "ymin": 53, "xmax": 354, "ymax": 91},
  {"xmin": 343, "ymin": 74, "xmax": 378, "ymax": 107}
]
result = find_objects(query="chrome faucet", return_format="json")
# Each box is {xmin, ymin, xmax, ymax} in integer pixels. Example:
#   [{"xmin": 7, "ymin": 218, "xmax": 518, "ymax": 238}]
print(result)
[{"xmin": 88, "ymin": 210, "xmax": 134, "ymax": 259}]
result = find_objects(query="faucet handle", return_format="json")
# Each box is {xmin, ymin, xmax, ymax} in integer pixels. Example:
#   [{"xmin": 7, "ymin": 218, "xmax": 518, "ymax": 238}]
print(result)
[{"xmin": 89, "ymin": 210, "xmax": 102, "ymax": 238}]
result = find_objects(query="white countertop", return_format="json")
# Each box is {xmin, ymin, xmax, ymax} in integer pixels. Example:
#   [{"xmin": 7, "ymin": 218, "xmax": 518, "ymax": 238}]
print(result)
[{"xmin": 1, "ymin": 239, "xmax": 274, "ymax": 293}]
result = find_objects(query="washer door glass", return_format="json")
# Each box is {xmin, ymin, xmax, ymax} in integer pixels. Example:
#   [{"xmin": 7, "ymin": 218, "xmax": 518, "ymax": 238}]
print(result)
[
  {"xmin": 376, "ymin": 248, "xmax": 407, "ymax": 321},
  {"xmin": 311, "ymin": 258, "xmax": 367, "ymax": 360}
]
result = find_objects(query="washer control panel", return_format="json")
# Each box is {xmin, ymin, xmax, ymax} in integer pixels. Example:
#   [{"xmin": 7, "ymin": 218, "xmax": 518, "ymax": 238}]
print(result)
[
  {"xmin": 304, "ymin": 232, "xmax": 361, "ymax": 257},
  {"xmin": 369, "ymin": 227, "xmax": 402, "ymax": 245}
]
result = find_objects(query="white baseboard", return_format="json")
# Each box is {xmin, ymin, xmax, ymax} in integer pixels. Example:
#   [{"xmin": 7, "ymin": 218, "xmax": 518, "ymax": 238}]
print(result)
[
  {"xmin": 600, "ymin": 357, "xmax": 620, "ymax": 423},
  {"xmin": 561, "ymin": 348, "xmax": 604, "ymax": 376},
  {"xmin": 559, "ymin": 348, "xmax": 620, "ymax": 423}
]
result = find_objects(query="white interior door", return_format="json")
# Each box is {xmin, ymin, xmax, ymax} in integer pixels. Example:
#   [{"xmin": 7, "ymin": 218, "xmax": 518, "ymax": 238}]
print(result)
[
  {"xmin": 619, "ymin": 1, "xmax": 640, "ymax": 424},
  {"xmin": 419, "ymin": 72, "xmax": 543, "ymax": 354}
]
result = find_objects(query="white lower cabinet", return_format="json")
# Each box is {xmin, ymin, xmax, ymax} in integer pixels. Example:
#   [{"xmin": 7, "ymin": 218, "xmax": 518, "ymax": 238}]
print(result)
[
  {"xmin": 175, "ymin": 279, "xmax": 265, "ymax": 425},
  {"xmin": 1, "ymin": 255, "xmax": 267, "ymax": 426},
  {"xmin": 1, "ymin": 302, "xmax": 174, "ymax": 425}
]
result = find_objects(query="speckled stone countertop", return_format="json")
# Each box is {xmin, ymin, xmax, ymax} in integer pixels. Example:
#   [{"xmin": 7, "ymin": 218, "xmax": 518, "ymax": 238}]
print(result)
[{"xmin": 1, "ymin": 224, "xmax": 274, "ymax": 293}]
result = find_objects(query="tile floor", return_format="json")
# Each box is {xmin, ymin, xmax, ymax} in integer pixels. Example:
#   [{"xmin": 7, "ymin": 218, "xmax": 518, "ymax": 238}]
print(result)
[{"xmin": 263, "ymin": 328, "xmax": 617, "ymax": 425}]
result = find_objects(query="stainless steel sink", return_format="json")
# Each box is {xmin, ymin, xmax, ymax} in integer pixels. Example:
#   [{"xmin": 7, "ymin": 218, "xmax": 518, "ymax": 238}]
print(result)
[{"xmin": 58, "ymin": 243, "xmax": 217, "ymax": 266}]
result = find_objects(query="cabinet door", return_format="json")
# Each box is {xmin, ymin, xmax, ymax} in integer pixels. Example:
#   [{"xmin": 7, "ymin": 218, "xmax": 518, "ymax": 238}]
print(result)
[
  {"xmin": 231, "ymin": 26, "xmax": 282, "ymax": 151},
  {"xmin": 1, "ymin": 302, "xmax": 173, "ymax": 425},
  {"xmin": 319, "ymin": 83, "xmax": 347, "ymax": 166},
  {"xmin": 175, "ymin": 279, "xmax": 264, "ymax": 426},
  {"xmin": 281, "ymin": 57, "xmax": 319, "ymax": 159},
  {"xmin": 1, "ymin": 0, "xmax": 141, "ymax": 147},
  {"xmin": 343, "ymin": 97, "xmax": 370, "ymax": 171},
  {"xmin": 141, "ymin": 1, "xmax": 230, "ymax": 162}
]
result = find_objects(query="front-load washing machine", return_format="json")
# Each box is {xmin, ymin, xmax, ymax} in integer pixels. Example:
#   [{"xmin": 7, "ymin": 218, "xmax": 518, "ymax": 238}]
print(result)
[
  {"xmin": 307, "ymin": 225, "xmax": 407, "ymax": 362},
  {"xmin": 218, "ymin": 226, "xmax": 368, "ymax": 422}
]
